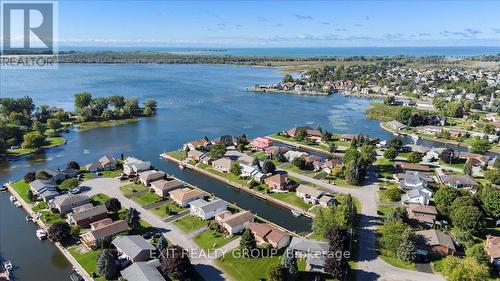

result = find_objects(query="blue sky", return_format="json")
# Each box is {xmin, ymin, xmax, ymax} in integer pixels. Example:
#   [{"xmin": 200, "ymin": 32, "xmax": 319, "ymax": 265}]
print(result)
[{"xmin": 57, "ymin": 1, "xmax": 500, "ymax": 47}]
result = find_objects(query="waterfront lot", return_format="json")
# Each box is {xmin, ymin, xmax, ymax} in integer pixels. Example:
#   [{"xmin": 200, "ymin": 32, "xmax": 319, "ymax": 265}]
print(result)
[
  {"xmin": 11, "ymin": 180, "xmax": 33, "ymax": 203},
  {"xmin": 150, "ymin": 201, "xmax": 184, "ymax": 219},
  {"xmin": 132, "ymin": 191, "xmax": 163, "ymax": 206},
  {"xmin": 193, "ymin": 229, "xmax": 237, "ymax": 251},
  {"xmin": 173, "ymin": 215, "xmax": 208, "ymax": 232},
  {"xmin": 67, "ymin": 245, "xmax": 104, "ymax": 280},
  {"xmin": 119, "ymin": 182, "xmax": 148, "ymax": 196}
]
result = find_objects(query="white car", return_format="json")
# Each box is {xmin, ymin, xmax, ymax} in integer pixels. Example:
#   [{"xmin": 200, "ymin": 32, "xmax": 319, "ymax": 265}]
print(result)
[{"xmin": 70, "ymin": 187, "xmax": 81, "ymax": 194}]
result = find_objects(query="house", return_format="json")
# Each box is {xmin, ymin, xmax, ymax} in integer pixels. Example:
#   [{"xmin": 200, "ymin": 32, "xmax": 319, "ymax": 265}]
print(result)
[
  {"xmin": 211, "ymin": 158, "xmax": 232, "ymax": 173},
  {"xmin": 150, "ymin": 179, "xmax": 184, "ymax": 197},
  {"xmin": 249, "ymin": 137, "xmax": 273, "ymax": 150},
  {"xmin": 183, "ymin": 138, "xmax": 211, "ymax": 151},
  {"xmin": 265, "ymin": 146, "xmax": 289, "ymax": 157},
  {"xmin": 80, "ymin": 218, "xmax": 129, "ymax": 248},
  {"xmin": 264, "ymin": 173, "xmax": 292, "ymax": 191},
  {"xmin": 123, "ymin": 157, "xmax": 151, "ymax": 175},
  {"xmin": 296, "ymin": 185, "xmax": 324, "ymax": 205},
  {"xmin": 402, "ymin": 144, "xmax": 430, "ymax": 154},
  {"xmin": 458, "ymin": 152, "xmax": 490, "ymax": 167},
  {"xmin": 112, "ymin": 235, "xmax": 156, "ymax": 262},
  {"xmin": 121, "ymin": 260, "xmax": 165, "ymax": 281},
  {"xmin": 85, "ymin": 162, "xmax": 102, "ymax": 173},
  {"xmin": 416, "ymin": 125, "xmax": 443, "ymax": 135},
  {"xmin": 99, "ymin": 155, "xmax": 118, "ymax": 170},
  {"xmin": 138, "ymin": 170, "xmax": 166, "ymax": 186},
  {"xmin": 285, "ymin": 127, "xmax": 322, "ymax": 142},
  {"xmin": 486, "ymin": 235, "xmax": 500, "ymax": 264},
  {"xmin": 189, "ymin": 198, "xmax": 228, "ymax": 220},
  {"xmin": 439, "ymin": 175, "xmax": 478, "ymax": 189},
  {"xmin": 67, "ymin": 204, "xmax": 108, "ymax": 226},
  {"xmin": 199, "ymin": 154, "xmax": 213, "ymax": 165},
  {"xmin": 218, "ymin": 210, "xmax": 255, "ymax": 234},
  {"xmin": 402, "ymin": 188, "xmax": 432, "ymax": 205},
  {"xmin": 247, "ymin": 222, "xmax": 290, "ymax": 249},
  {"xmin": 407, "ymin": 204, "xmax": 438, "ymax": 227},
  {"xmin": 398, "ymin": 171, "xmax": 428, "ymax": 191},
  {"xmin": 415, "ymin": 229, "xmax": 456, "ymax": 256},
  {"xmin": 318, "ymin": 195, "xmax": 337, "ymax": 207},
  {"xmin": 187, "ymin": 150, "xmax": 205, "ymax": 162},
  {"xmin": 40, "ymin": 168, "xmax": 67, "ymax": 183},
  {"xmin": 287, "ymin": 237, "xmax": 330, "ymax": 273},
  {"xmin": 416, "ymin": 101, "xmax": 434, "ymax": 110},
  {"xmin": 339, "ymin": 134, "xmax": 359, "ymax": 142},
  {"xmin": 52, "ymin": 193, "xmax": 91, "ymax": 214},
  {"xmin": 387, "ymin": 120, "xmax": 407, "ymax": 131},
  {"xmin": 29, "ymin": 179, "xmax": 59, "ymax": 202},
  {"xmin": 284, "ymin": 150, "xmax": 308, "ymax": 162},
  {"xmin": 395, "ymin": 161, "xmax": 431, "ymax": 172},
  {"xmin": 304, "ymin": 155, "xmax": 322, "ymax": 168},
  {"xmin": 426, "ymin": 147, "xmax": 447, "ymax": 160},
  {"xmin": 168, "ymin": 187, "xmax": 205, "ymax": 207},
  {"xmin": 211, "ymin": 135, "xmax": 237, "ymax": 147},
  {"xmin": 321, "ymin": 158, "xmax": 343, "ymax": 174},
  {"xmin": 239, "ymin": 163, "xmax": 265, "ymax": 182}
]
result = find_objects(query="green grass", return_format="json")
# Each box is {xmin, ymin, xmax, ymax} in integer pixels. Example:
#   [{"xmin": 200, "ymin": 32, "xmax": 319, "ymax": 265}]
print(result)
[
  {"xmin": 173, "ymin": 215, "xmax": 208, "ymax": 232},
  {"xmin": 120, "ymin": 183, "xmax": 148, "ymax": 196},
  {"xmin": 67, "ymin": 245, "xmax": 103, "ymax": 279},
  {"xmin": 132, "ymin": 191, "xmax": 163, "ymax": 206},
  {"xmin": 6, "ymin": 147, "xmax": 34, "ymax": 156},
  {"xmin": 45, "ymin": 136, "xmax": 65, "ymax": 147},
  {"xmin": 90, "ymin": 193, "xmax": 111, "ymax": 205},
  {"xmin": 75, "ymin": 118, "xmax": 138, "ymax": 131},
  {"xmin": 5, "ymin": 137, "xmax": 66, "ymax": 156},
  {"xmin": 365, "ymin": 102, "xmax": 401, "ymax": 121},
  {"xmin": 378, "ymin": 187, "xmax": 403, "ymax": 203},
  {"xmin": 282, "ymin": 163, "xmax": 308, "ymax": 174},
  {"xmin": 206, "ymin": 167, "xmax": 249, "ymax": 186},
  {"xmin": 439, "ymin": 159, "xmax": 466, "ymax": 170},
  {"xmin": 40, "ymin": 210, "xmax": 66, "ymax": 224},
  {"xmin": 379, "ymin": 249, "xmax": 416, "ymax": 270},
  {"xmin": 193, "ymin": 230, "xmax": 237, "ymax": 251},
  {"xmin": 11, "ymin": 180, "xmax": 33, "ymax": 204},
  {"xmin": 99, "ymin": 169, "xmax": 123, "ymax": 178},
  {"xmin": 167, "ymin": 150, "xmax": 186, "ymax": 161},
  {"xmin": 269, "ymin": 134, "xmax": 330, "ymax": 152},
  {"xmin": 331, "ymin": 178, "xmax": 360, "ymax": 189},
  {"xmin": 249, "ymin": 151, "xmax": 266, "ymax": 159},
  {"xmin": 268, "ymin": 191, "xmax": 311, "ymax": 210},
  {"xmin": 377, "ymin": 205, "xmax": 397, "ymax": 218},
  {"xmin": 31, "ymin": 201, "xmax": 47, "ymax": 213},
  {"xmin": 150, "ymin": 201, "xmax": 184, "ymax": 219}
]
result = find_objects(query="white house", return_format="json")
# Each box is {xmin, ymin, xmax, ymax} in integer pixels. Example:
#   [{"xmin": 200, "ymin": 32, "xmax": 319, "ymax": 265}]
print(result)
[
  {"xmin": 296, "ymin": 185, "xmax": 324, "ymax": 205},
  {"xmin": 138, "ymin": 170, "xmax": 166, "ymax": 186},
  {"xmin": 123, "ymin": 157, "xmax": 151, "ymax": 175},
  {"xmin": 402, "ymin": 187, "xmax": 433, "ymax": 205},
  {"xmin": 217, "ymin": 210, "xmax": 255, "ymax": 234},
  {"xmin": 189, "ymin": 198, "xmax": 228, "ymax": 220},
  {"xmin": 284, "ymin": 151, "xmax": 308, "ymax": 162},
  {"xmin": 239, "ymin": 163, "xmax": 265, "ymax": 181}
]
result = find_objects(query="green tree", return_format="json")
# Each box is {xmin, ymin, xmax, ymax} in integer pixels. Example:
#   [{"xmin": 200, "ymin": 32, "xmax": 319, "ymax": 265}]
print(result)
[
  {"xmin": 209, "ymin": 143, "xmax": 226, "ymax": 159},
  {"xmin": 434, "ymin": 187, "xmax": 461, "ymax": 216},
  {"xmin": 282, "ymin": 249, "xmax": 298, "ymax": 281},
  {"xmin": 59, "ymin": 178, "xmax": 79, "ymax": 190},
  {"xmin": 328, "ymin": 142, "xmax": 337, "ymax": 153},
  {"xmin": 445, "ymin": 101, "xmax": 464, "ymax": 118},
  {"xmin": 388, "ymin": 138, "xmax": 403, "ymax": 151},
  {"xmin": 90, "ymin": 97, "xmax": 109, "ymax": 116},
  {"xmin": 407, "ymin": 152, "xmax": 423, "ymax": 164},
  {"xmin": 380, "ymin": 220, "xmax": 409, "ymax": 255},
  {"xmin": 261, "ymin": 160, "xmax": 276, "ymax": 174},
  {"xmin": 230, "ymin": 161, "xmax": 241, "ymax": 176},
  {"xmin": 46, "ymin": 118, "xmax": 62, "ymax": 132},
  {"xmin": 385, "ymin": 188, "xmax": 402, "ymax": 202},
  {"xmin": 27, "ymin": 189, "xmax": 34, "ymax": 201},
  {"xmin": 36, "ymin": 170, "xmax": 51, "ymax": 180},
  {"xmin": 74, "ymin": 92, "xmax": 92, "ymax": 109},
  {"xmin": 445, "ymin": 257, "xmax": 489, "ymax": 281},
  {"xmin": 24, "ymin": 171, "xmax": 36, "ymax": 183},
  {"xmin": 484, "ymin": 169, "xmax": 500, "ymax": 185},
  {"xmin": 96, "ymin": 249, "xmax": 119, "ymax": 280},
  {"xmin": 282, "ymin": 74, "xmax": 294, "ymax": 83},
  {"xmin": 465, "ymin": 244, "xmax": 491, "ymax": 266},
  {"xmin": 22, "ymin": 132, "xmax": 45, "ymax": 149},
  {"xmin": 105, "ymin": 198, "xmax": 121, "ymax": 213},
  {"xmin": 344, "ymin": 150, "xmax": 362, "ymax": 185},
  {"xmin": 396, "ymin": 230, "xmax": 416, "ymax": 262},
  {"xmin": 267, "ymin": 264, "xmax": 285, "ymax": 281},
  {"xmin": 160, "ymin": 245, "xmax": 192, "ymax": 280},
  {"xmin": 463, "ymin": 161, "xmax": 473, "ymax": 176},
  {"xmin": 123, "ymin": 98, "xmax": 139, "ymax": 117},
  {"xmin": 450, "ymin": 205, "xmax": 484, "ymax": 235},
  {"xmin": 108, "ymin": 95, "xmax": 125, "ymax": 110},
  {"xmin": 294, "ymin": 128, "xmax": 308, "ymax": 141},
  {"xmin": 480, "ymin": 186, "xmax": 500, "ymax": 217},
  {"xmin": 384, "ymin": 147, "xmax": 398, "ymax": 161},
  {"xmin": 395, "ymin": 106, "xmax": 412, "ymax": 125},
  {"xmin": 156, "ymin": 236, "xmax": 168, "ymax": 252},
  {"xmin": 469, "ymin": 138, "xmax": 491, "ymax": 155},
  {"xmin": 125, "ymin": 207, "xmax": 141, "ymax": 231},
  {"xmin": 47, "ymin": 222, "xmax": 72, "ymax": 244},
  {"xmin": 291, "ymin": 156, "xmax": 307, "ymax": 170},
  {"xmin": 386, "ymin": 206, "xmax": 408, "ymax": 223},
  {"xmin": 144, "ymin": 99, "xmax": 157, "ymax": 112},
  {"xmin": 239, "ymin": 229, "xmax": 257, "ymax": 255}
]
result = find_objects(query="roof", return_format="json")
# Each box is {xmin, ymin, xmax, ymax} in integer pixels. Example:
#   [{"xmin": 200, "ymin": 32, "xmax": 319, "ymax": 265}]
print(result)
[
  {"xmin": 403, "ymin": 144, "xmax": 430, "ymax": 154},
  {"xmin": 121, "ymin": 260, "xmax": 165, "ymax": 281},
  {"xmin": 151, "ymin": 179, "xmax": 184, "ymax": 191},
  {"xmin": 83, "ymin": 219, "xmax": 129, "ymax": 241},
  {"xmin": 458, "ymin": 152, "xmax": 490, "ymax": 163},
  {"xmin": 85, "ymin": 162, "xmax": 101, "ymax": 170},
  {"xmin": 53, "ymin": 193, "xmax": 90, "ymax": 208},
  {"xmin": 387, "ymin": 120, "xmax": 407, "ymax": 129},
  {"xmin": 187, "ymin": 139, "xmax": 210, "ymax": 148},
  {"xmin": 247, "ymin": 222, "xmax": 288, "ymax": 244},
  {"xmin": 296, "ymin": 185, "xmax": 324, "ymax": 199},
  {"xmin": 70, "ymin": 204, "xmax": 108, "ymax": 222},
  {"xmin": 287, "ymin": 127, "xmax": 322, "ymax": 137},
  {"xmin": 407, "ymin": 204, "xmax": 438, "ymax": 215},
  {"xmin": 99, "ymin": 155, "xmax": 117, "ymax": 165},
  {"xmin": 222, "ymin": 210, "xmax": 255, "ymax": 228},
  {"xmin": 187, "ymin": 150, "xmax": 205, "ymax": 158},
  {"xmin": 265, "ymin": 146, "xmax": 289, "ymax": 155},
  {"xmin": 112, "ymin": 235, "xmax": 155, "ymax": 259},
  {"xmin": 190, "ymin": 198, "xmax": 227, "ymax": 213},
  {"xmin": 339, "ymin": 134, "xmax": 359, "ymax": 140},
  {"xmin": 138, "ymin": 170, "xmax": 166, "ymax": 181},
  {"xmin": 29, "ymin": 179, "xmax": 56, "ymax": 192},
  {"xmin": 416, "ymin": 230, "xmax": 456, "ymax": 251},
  {"xmin": 288, "ymin": 237, "xmax": 329, "ymax": 253},
  {"xmin": 212, "ymin": 158, "xmax": 232, "ymax": 169},
  {"xmin": 319, "ymin": 194, "xmax": 336, "ymax": 205},
  {"xmin": 486, "ymin": 235, "xmax": 500, "ymax": 259},
  {"xmin": 265, "ymin": 173, "xmax": 288, "ymax": 185},
  {"xmin": 211, "ymin": 135, "xmax": 236, "ymax": 146},
  {"xmin": 440, "ymin": 175, "xmax": 478, "ymax": 186},
  {"xmin": 395, "ymin": 161, "xmax": 431, "ymax": 172},
  {"xmin": 169, "ymin": 188, "xmax": 204, "ymax": 203}
]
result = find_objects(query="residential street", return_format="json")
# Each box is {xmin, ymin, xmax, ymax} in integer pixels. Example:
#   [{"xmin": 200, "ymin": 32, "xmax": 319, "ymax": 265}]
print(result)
[{"xmin": 81, "ymin": 178, "xmax": 229, "ymax": 281}]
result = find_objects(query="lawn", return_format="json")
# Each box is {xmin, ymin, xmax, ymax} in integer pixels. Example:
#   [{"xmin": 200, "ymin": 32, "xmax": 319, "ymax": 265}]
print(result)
[
  {"xmin": 378, "ymin": 249, "xmax": 416, "ymax": 270},
  {"xmin": 331, "ymin": 178, "xmax": 360, "ymax": 189},
  {"xmin": 11, "ymin": 180, "xmax": 33, "ymax": 204},
  {"xmin": 132, "ymin": 191, "xmax": 163, "ymax": 206},
  {"xmin": 377, "ymin": 205, "xmax": 397, "ymax": 218},
  {"xmin": 150, "ymin": 201, "xmax": 184, "ymax": 219},
  {"xmin": 75, "ymin": 118, "xmax": 138, "ymax": 131},
  {"xmin": 282, "ymin": 163, "xmax": 308, "ymax": 174},
  {"xmin": 173, "ymin": 215, "xmax": 208, "ymax": 233},
  {"xmin": 5, "ymin": 137, "xmax": 66, "ymax": 156},
  {"xmin": 45, "ymin": 136, "xmax": 66, "ymax": 147},
  {"xmin": 206, "ymin": 167, "xmax": 249, "ymax": 186},
  {"xmin": 82, "ymin": 169, "xmax": 123, "ymax": 180},
  {"xmin": 193, "ymin": 229, "xmax": 237, "ymax": 251},
  {"xmin": 40, "ymin": 210, "xmax": 66, "ymax": 224},
  {"xmin": 31, "ymin": 201, "xmax": 47, "ymax": 213},
  {"xmin": 269, "ymin": 134, "xmax": 330, "ymax": 152},
  {"xmin": 167, "ymin": 150, "xmax": 186, "ymax": 161},
  {"xmin": 268, "ymin": 191, "xmax": 311, "ymax": 210},
  {"xmin": 67, "ymin": 245, "xmax": 103, "ymax": 279},
  {"xmin": 439, "ymin": 159, "xmax": 466, "ymax": 170},
  {"xmin": 365, "ymin": 102, "xmax": 402, "ymax": 121},
  {"xmin": 120, "ymin": 183, "xmax": 148, "ymax": 196},
  {"xmin": 378, "ymin": 187, "xmax": 403, "ymax": 203},
  {"xmin": 91, "ymin": 193, "xmax": 111, "ymax": 205}
]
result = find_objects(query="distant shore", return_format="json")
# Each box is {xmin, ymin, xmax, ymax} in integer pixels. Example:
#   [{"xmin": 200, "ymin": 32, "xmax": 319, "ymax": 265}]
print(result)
[{"xmin": 248, "ymin": 87, "xmax": 330, "ymax": 96}]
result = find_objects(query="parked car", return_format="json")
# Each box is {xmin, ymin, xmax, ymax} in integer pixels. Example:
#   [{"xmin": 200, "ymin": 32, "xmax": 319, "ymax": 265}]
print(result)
[{"xmin": 70, "ymin": 187, "xmax": 81, "ymax": 194}]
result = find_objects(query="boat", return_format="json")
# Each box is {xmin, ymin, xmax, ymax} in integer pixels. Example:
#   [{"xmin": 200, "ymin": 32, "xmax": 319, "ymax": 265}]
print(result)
[
  {"xmin": 3, "ymin": 260, "xmax": 12, "ymax": 271},
  {"xmin": 9, "ymin": 195, "xmax": 16, "ymax": 202},
  {"xmin": 36, "ymin": 229, "xmax": 47, "ymax": 240},
  {"xmin": 13, "ymin": 201, "xmax": 21, "ymax": 208},
  {"xmin": 411, "ymin": 134, "xmax": 421, "ymax": 140},
  {"xmin": 179, "ymin": 163, "xmax": 186, "ymax": 170},
  {"xmin": 26, "ymin": 215, "xmax": 33, "ymax": 222},
  {"xmin": 0, "ymin": 184, "xmax": 7, "ymax": 191},
  {"xmin": 291, "ymin": 209, "xmax": 303, "ymax": 217}
]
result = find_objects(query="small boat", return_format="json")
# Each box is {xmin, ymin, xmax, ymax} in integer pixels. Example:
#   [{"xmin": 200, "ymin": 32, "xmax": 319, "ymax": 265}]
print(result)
[
  {"xmin": 3, "ymin": 260, "xmax": 12, "ymax": 271},
  {"xmin": 36, "ymin": 229, "xmax": 47, "ymax": 240},
  {"xmin": 0, "ymin": 184, "xmax": 7, "ymax": 191},
  {"xmin": 411, "ymin": 134, "xmax": 421, "ymax": 140},
  {"xmin": 14, "ymin": 201, "xmax": 21, "ymax": 208},
  {"xmin": 179, "ymin": 163, "xmax": 186, "ymax": 170},
  {"xmin": 26, "ymin": 215, "xmax": 33, "ymax": 222},
  {"xmin": 291, "ymin": 209, "xmax": 303, "ymax": 217},
  {"xmin": 9, "ymin": 195, "xmax": 16, "ymax": 202}
]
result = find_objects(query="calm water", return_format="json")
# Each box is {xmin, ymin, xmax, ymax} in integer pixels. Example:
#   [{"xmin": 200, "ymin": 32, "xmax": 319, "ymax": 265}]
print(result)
[
  {"xmin": 60, "ymin": 46, "xmax": 500, "ymax": 57},
  {"xmin": 0, "ymin": 63, "xmax": 490, "ymax": 280}
]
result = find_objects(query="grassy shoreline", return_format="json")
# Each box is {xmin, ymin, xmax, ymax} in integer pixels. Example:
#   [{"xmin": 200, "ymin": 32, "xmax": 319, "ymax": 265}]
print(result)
[{"xmin": 75, "ymin": 117, "xmax": 139, "ymax": 131}]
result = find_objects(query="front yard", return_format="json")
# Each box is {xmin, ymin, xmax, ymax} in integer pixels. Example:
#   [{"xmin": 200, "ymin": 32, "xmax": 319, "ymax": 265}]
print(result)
[
  {"xmin": 193, "ymin": 229, "xmax": 237, "ymax": 251},
  {"xmin": 132, "ymin": 191, "xmax": 163, "ymax": 206},
  {"xmin": 150, "ymin": 201, "xmax": 184, "ymax": 219},
  {"xmin": 173, "ymin": 215, "xmax": 208, "ymax": 233},
  {"xmin": 120, "ymin": 183, "xmax": 148, "ymax": 196}
]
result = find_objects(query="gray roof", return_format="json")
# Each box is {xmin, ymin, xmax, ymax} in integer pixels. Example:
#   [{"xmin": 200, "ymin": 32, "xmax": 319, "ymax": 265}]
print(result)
[
  {"xmin": 29, "ymin": 179, "xmax": 56, "ymax": 192},
  {"xmin": 112, "ymin": 235, "xmax": 155, "ymax": 259},
  {"xmin": 53, "ymin": 193, "xmax": 90, "ymax": 208},
  {"xmin": 70, "ymin": 204, "xmax": 107, "ymax": 222},
  {"xmin": 416, "ymin": 229, "xmax": 456, "ymax": 251},
  {"xmin": 39, "ymin": 189, "xmax": 59, "ymax": 199},
  {"xmin": 288, "ymin": 237, "xmax": 329, "ymax": 253},
  {"xmin": 121, "ymin": 260, "xmax": 165, "ymax": 281},
  {"xmin": 190, "ymin": 198, "xmax": 227, "ymax": 213}
]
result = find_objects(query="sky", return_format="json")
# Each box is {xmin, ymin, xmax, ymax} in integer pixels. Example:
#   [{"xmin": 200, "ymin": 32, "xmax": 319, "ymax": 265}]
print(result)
[{"xmin": 54, "ymin": 0, "xmax": 500, "ymax": 47}]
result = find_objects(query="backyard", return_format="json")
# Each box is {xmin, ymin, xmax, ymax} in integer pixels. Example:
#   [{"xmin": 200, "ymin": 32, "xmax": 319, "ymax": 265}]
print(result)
[
  {"xmin": 11, "ymin": 180, "xmax": 33, "ymax": 204},
  {"xmin": 67, "ymin": 245, "xmax": 105, "ymax": 281}
]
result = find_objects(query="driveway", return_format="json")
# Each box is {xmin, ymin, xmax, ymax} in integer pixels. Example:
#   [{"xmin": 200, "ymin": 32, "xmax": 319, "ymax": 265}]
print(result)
[
  {"xmin": 224, "ymin": 149, "xmax": 253, "ymax": 164},
  {"xmin": 81, "ymin": 178, "xmax": 228, "ymax": 281}
]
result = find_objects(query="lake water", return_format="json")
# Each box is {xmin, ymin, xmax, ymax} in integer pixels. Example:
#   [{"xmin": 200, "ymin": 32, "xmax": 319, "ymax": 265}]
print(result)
[{"xmin": 0, "ymin": 63, "xmax": 488, "ymax": 280}]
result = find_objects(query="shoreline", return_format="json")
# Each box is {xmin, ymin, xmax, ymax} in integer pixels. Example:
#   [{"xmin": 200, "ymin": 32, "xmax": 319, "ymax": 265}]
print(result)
[
  {"xmin": 1, "ymin": 138, "xmax": 67, "ymax": 161},
  {"xmin": 5, "ymin": 183, "xmax": 92, "ymax": 281},
  {"xmin": 248, "ymin": 87, "xmax": 330, "ymax": 96},
  {"xmin": 160, "ymin": 153, "xmax": 316, "ymax": 221}
]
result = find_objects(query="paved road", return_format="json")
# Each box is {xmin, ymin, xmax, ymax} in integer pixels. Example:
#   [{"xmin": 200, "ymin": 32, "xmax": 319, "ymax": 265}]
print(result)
[
  {"xmin": 283, "ymin": 169, "xmax": 445, "ymax": 281},
  {"xmin": 81, "ymin": 178, "xmax": 230, "ymax": 281}
]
